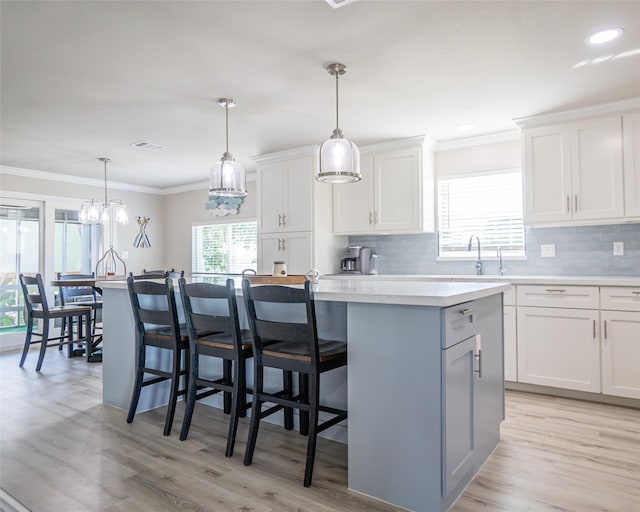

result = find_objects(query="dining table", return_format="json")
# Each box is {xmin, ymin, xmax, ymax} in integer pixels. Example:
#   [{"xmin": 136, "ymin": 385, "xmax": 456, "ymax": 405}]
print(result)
[{"xmin": 50, "ymin": 278, "xmax": 103, "ymax": 362}]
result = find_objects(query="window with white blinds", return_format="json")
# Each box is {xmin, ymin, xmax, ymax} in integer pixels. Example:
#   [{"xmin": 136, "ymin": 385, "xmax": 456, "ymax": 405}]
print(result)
[
  {"xmin": 437, "ymin": 169, "xmax": 525, "ymax": 257},
  {"xmin": 192, "ymin": 222, "xmax": 257, "ymax": 274}
]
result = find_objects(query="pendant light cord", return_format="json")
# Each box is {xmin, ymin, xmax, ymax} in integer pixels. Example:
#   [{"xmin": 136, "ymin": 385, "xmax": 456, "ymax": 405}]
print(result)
[
  {"xmin": 335, "ymin": 72, "xmax": 340, "ymax": 131},
  {"xmin": 225, "ymin": 102, "xmax": 229, "ymax": 154}
]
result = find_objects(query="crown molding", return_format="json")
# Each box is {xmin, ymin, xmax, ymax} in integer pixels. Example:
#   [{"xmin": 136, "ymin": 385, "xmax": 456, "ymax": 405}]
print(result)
[
  {"xmin": 250, "ymin": 145, "xmax": 319, "ymax": 164},
  {"xmin": 0, "ymin": 165, "xmax": 256, "ymax": 195},
  {"xmin": 0, "ymin": 165, "xmax": 162, "ymax": 194},
  {"xmin": 433, "ymin": 130, "xmax": 521, "ymax": 152},
  {"xmin": 513, "ymin": 96, "xmax": 640, "ymax": 128},
  {"xmin": 359, "ymin": 135, "xmax": 430, "ymax": 155}
]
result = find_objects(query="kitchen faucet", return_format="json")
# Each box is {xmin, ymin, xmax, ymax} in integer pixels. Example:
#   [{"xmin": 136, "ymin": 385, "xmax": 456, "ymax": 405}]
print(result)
[
  {"xmin": 497, "ymin": 246, "xmax": 506, "ymax": 276},
  {"xmin": 467, "ymin": 235, "xmax": 483, "ymax": 275}
]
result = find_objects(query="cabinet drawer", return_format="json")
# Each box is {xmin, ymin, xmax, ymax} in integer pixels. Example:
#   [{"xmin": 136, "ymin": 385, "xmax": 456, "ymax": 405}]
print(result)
[
  {"xmin": 443, "ymin": 301, "xmax": 478, "ymax": 349},
  {"xmin": 517, "ymin": 285, "xmax": 599, "ymax": 309},
  {"xmin": 600, "ymin": 286, "xmax": 640, "ymax": 312},
  {"xmin": 503, "ymin": 286, "xmax": 516, "ymax": 306}
]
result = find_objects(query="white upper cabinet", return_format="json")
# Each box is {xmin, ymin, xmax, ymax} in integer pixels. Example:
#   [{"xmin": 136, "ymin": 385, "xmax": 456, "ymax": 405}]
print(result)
[
  {"xmin": 624, "ymin": 112, "xmax": 640, "ymax": 219},
  {"xmin": 523, "ymin": 115, "xmax": 624, "ymax": 226},
  {"xmin": 257, "ymin": 154, "xmax": 313, "ymax": 234},
  {"xmin": 333, "ymin": 136, "xmax": 434, "ymax": 235}
]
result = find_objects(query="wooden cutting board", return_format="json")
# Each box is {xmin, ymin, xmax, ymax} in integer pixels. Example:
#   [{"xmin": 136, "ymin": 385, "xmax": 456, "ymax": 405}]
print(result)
[{"xmin": 243, "ymin": 275, "xmax": 308, "ymax": 285}]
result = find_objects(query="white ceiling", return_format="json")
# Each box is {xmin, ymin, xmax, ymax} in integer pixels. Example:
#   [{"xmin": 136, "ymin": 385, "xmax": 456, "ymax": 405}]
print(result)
[{"xmin": 2, "ymin": 0, "xmax": 639, "ymax": 190}]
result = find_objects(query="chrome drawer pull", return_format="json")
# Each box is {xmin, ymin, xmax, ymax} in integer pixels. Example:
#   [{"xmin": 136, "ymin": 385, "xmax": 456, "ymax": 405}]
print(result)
[
  {"xmin": 459, "ymin": 308, "xmax": 474, "ymax": 316},
  {"xmin": 474, "ymin": 350, "xmax": 482, "ymax": 378},
  {"xmin": 545, "ymin": 289, "xmax": 566, "ymax": 293},
  {"xmin": 632, "ymin": 291, "xmax": 640, "ymax": 295}
]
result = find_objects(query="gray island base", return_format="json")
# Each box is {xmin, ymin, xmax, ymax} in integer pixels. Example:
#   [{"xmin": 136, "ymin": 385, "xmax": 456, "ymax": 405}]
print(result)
[{"xmin": 100, "ymin": 278, "xmax": 508, "ymax": 512}]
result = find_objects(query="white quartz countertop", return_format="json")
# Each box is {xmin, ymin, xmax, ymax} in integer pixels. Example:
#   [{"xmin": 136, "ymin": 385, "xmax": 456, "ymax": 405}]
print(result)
[
  {"xmin": 97, "ymin": 277, "xmax": 511, "ymax": 307},
  {"xmin": 323, "ymin": 274, "xmax": 640, "ymax": 287}
]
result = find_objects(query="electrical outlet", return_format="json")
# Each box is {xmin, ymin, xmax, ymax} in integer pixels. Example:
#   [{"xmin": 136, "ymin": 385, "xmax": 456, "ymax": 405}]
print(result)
[
  {"xmin": 121, "ymin": 251, "xmax": 129, "ymax": 260},
  {"xmin": 541, "ymin": 244, "xmax": 555, "ymax": 258},
  {"xmin": 613, "ymin": 242, "xmax": 624, "ymax": 256}
]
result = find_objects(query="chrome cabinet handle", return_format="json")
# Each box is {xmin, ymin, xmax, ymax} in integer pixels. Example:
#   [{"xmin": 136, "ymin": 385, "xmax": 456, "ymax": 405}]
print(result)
[
  {"xmin": 604, "ymin": 320, "xmax": 608, "ymax": 340},
  {"xmin": 545, "ymin": 289, "xmax": 566, "ymax": 293},
  {"xmin": 369, "ymin": 212, "xmax": 373, "ymax": 224},
  {"xmin": 632, "ymin": 291, "xmax": 640, "ymax": 295},
  {"xmin": 374, "ymin": 211, "xmax": 379, "ymax": 223},
  {"xmin": 567, "ymin": 195, "xmax": 570, "ymax": 213},
  {"xmin": 277, "ymin": 238, "xmax": 282, "ymax": 251},
  {"xmin": 281, "ymin": 238, "xmax": 286, "ymax": 251},
  {"xmin": 474, "ymin": 350, "xmax": 482, "ymax": 378},
  {"xmin": 575, "ymin": 194, "xmax": 578, "ymax": 212},
  {"xmin": 459, "ymin": 308, "xmax": 474, "ymax": 316},
  {"xmin": 278, "ymin": 214, "xmax": 283, "ymax": 227},
  {"xmin": 593, "ymin": 319, "xmax": 596, "ymax": 339},
  {"xmin": 282, "ymin": 214, "xmax": 286, "ymax": 227}
]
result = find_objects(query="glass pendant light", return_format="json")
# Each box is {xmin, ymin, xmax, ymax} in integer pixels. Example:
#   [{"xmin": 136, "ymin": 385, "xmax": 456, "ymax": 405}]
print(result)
[
  {"xmin": 209, "ymin": 98, "xmax": 247, "ymax": 198},
  {"xmin": 317, "ymin": 63, "xmax": 361, "ymax": 183},
  {"xmin": 79, "ymin": 157, "xmax": 128, "ymax": 226}
]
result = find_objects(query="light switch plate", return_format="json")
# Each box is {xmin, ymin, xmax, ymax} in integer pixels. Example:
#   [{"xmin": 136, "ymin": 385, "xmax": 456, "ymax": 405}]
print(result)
[
  {"xmin": 541, "ymin": 244, "xmax": 555, "ymax": 257},
  {"xmin": 613, "ymin": 242, "xmax": 624, "ymax": 256}
]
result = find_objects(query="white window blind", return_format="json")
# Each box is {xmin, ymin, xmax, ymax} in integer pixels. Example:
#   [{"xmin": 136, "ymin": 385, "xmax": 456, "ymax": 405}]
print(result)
[
  {"xmin": 438, "ymin": 169, "xmax": 525, "ymax": 257},
  {"xmin": 192, "ymin": 221, "xmax": 257, "ymax": 274}
]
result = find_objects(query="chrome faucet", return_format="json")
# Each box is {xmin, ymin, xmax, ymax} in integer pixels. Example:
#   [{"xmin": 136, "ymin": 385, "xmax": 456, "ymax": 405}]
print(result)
[
  {"xmin": 497, "ymin": 246, "xmax": 506, "ymax": 276},
  {"xmin": 467, "ymin": 235, "xmax": 483, "ymax": 275}
]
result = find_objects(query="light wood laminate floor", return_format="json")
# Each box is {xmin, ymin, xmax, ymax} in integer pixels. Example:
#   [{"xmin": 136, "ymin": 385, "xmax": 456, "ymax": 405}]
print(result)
[{"xmin": 1, "ymin": 349, "xmax": 639, "ymax": 512}]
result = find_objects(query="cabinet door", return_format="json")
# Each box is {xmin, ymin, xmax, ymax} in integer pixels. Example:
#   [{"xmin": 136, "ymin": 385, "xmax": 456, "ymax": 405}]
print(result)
[
  {"xmin": 442, "ymin": 335, "xmax": 477, "ymax": 497},
  {"xmin": 571, "ymin": 116, "xmax": 623, "ymax": 221},
  {"xmin": 517, "ymin": 306, "xmax": 600, "ymax": 392},
  {"xmin": 284, "ymin": 156, "xmax": 313, "ymax": 232},
  {"xmin": 374, "ymin": 146, "xmax": 423, "ymax": 233},
  {"xmin": 601, "ymin": 311, "xmax": 640, "ymax": 399},
  {"xmin": 332, "ymin": 154, "xmax": 375, "ymax": 235},
  {"xmin": 504, "ymin": 305, "xmax": 517, "ymax": 382},
  {"xmin": 258, "ymin": 162, "xmax": 285, "ymax": 232},
  {"xmin": 257, "ymin": 234, "xmax": 283, "ymax": 275},
  {"xmin": 623, "ymin": 112, "xmax": 640, "ymax": 218},
  {"xmin": 523, "ymin": 124, "xmax": 572, "ymax": 224},
  {"xmin": 283, "ymin": 232, "xmax": 312, "ymax": 275}
]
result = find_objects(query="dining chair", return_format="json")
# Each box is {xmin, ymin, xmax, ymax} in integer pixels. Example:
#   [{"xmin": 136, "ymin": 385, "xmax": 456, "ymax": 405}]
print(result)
[
  {"xmin": 242, "ymin": 279, "xmax": 348, "ymax": 487},
  {"xmin": 178, "ymin": 278, "xmax": 253, "ymax": 457},
  {"xmin": 18, "ymin": 273, "xmax": 92, "ymax": 371}
]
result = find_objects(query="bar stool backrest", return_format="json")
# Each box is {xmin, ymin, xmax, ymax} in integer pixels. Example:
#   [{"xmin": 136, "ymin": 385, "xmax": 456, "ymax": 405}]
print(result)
[
  {"xmin": 56, "ymin": 272, "xmax": 99, "ymax": 305},
  {"xmin": 127, "ymin": 276, "xmax": 181, "ymax": 343},
  {"xmin": 178, "ymin": 278, "xmax": 242, "ymax": 349},
  {"xmin": 19, "ymin": 273, "xmax": 49, "ymax": 314},
  {"xmin": 242, "ymin": 279, "xmax": 320, "ymax": 365}
]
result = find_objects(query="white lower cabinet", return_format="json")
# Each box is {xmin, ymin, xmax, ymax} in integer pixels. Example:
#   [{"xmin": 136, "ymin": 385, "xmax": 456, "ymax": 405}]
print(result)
[
  {"xmin": 503, "ymin": 305, "xmax": 517, "ymax": 382},
  {"xmin": 516, "ymin": 306, "xmax": 601, "ymax": 392},
  {"xmin": 257, "ymin": 232, "xmax": 312, "ymax": 275},
  {"xmin": 601, "ymin": 311, "xmax": 640, "ymax": 399}
]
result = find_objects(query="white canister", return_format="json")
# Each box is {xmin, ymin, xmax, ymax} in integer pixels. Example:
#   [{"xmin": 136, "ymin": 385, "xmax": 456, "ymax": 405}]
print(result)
[{"xmin": 272, "ymin": 261, "xmax": 287, "ymax": 277}]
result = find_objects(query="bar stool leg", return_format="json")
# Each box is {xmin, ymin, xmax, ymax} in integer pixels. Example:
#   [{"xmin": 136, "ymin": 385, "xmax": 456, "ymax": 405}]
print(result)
[
  {"xmin": 19, "ymin": 316, "xmax": 34, "ymax": 368},
  {"xmin": 244, "ymin": 364, "xmax": 263, "ymax": 466},
  {"xmin": 225, "ymin": 358, "xmax": 241, "ymax": 457},
  {"xmin": 299, "ymin": 373, "xmax": 309, "ymax": 436},
  {"xmin": 163, "ymin": 345, "xmax": 182, "ymax": 436},
  {"xmin": 179, "ymin": 348, "xmax": 199, "ymax": 441},
  {"xmin": 283, "ymin": 370, "xmax": 294, "ymax": 431},
  {"xmin": 127, "ymin": 342, "xmax": 146, "ymax": 424},
  {"xmin": 35, "ymin": 320, "xmax": 49, "ymax": 372},
  {"xmin": 303, "ymin": 373, "xmax": 320, "ymax": 488}
]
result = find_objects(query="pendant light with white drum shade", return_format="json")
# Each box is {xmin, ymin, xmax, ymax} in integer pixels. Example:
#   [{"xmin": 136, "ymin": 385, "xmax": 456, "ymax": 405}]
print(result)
[{"xmin": 317, "ymin": 63, "xmax": 361, "ymax": 183}]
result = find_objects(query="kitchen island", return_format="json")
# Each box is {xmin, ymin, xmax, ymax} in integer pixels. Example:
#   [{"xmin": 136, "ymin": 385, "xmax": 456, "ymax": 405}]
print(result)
[{"xmin": 99, "ymin": 277, "xmax": 510, "ymax": 512}]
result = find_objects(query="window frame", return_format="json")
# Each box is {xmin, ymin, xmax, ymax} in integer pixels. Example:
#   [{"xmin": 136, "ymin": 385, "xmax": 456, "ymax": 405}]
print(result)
[{"xmin": 436, "ymin": 167, "xmax": 526, "ymax": 261}]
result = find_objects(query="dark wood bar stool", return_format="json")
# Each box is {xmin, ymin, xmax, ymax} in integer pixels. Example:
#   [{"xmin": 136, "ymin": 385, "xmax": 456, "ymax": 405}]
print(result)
[
  {"xmin": 18, "ymin": 273, "xmax": 92, "ymax": 371},
  {"xmin": 242, "ymin": 279, "xmax": 348, "ymax": 487},
  {"xmin": 56, "ymin": 272, "xmax": 103, "ymax": 359},
  {"xmin": 126, "ymin": 275, "xmax": 189, "ymax": 436},
  {"xmin": 178, "ymin": 278, "xmax": 252, "ymax": 457}
]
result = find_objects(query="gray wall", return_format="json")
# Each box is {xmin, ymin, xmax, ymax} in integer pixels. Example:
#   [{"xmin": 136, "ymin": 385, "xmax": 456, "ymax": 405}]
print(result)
[{"xmin": 350, "ymin": 223, "xmax": 640, "ymax": 277}]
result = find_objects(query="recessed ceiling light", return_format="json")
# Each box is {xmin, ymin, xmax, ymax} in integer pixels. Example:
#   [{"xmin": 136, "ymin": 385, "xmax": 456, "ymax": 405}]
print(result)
[
  {"xmin": 456, "ymin": 124, "xmax": 475, "ymax": 132},
  {"xmin": 586, "ymin": 27, "xmax": 623, "ymax": 45}
]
